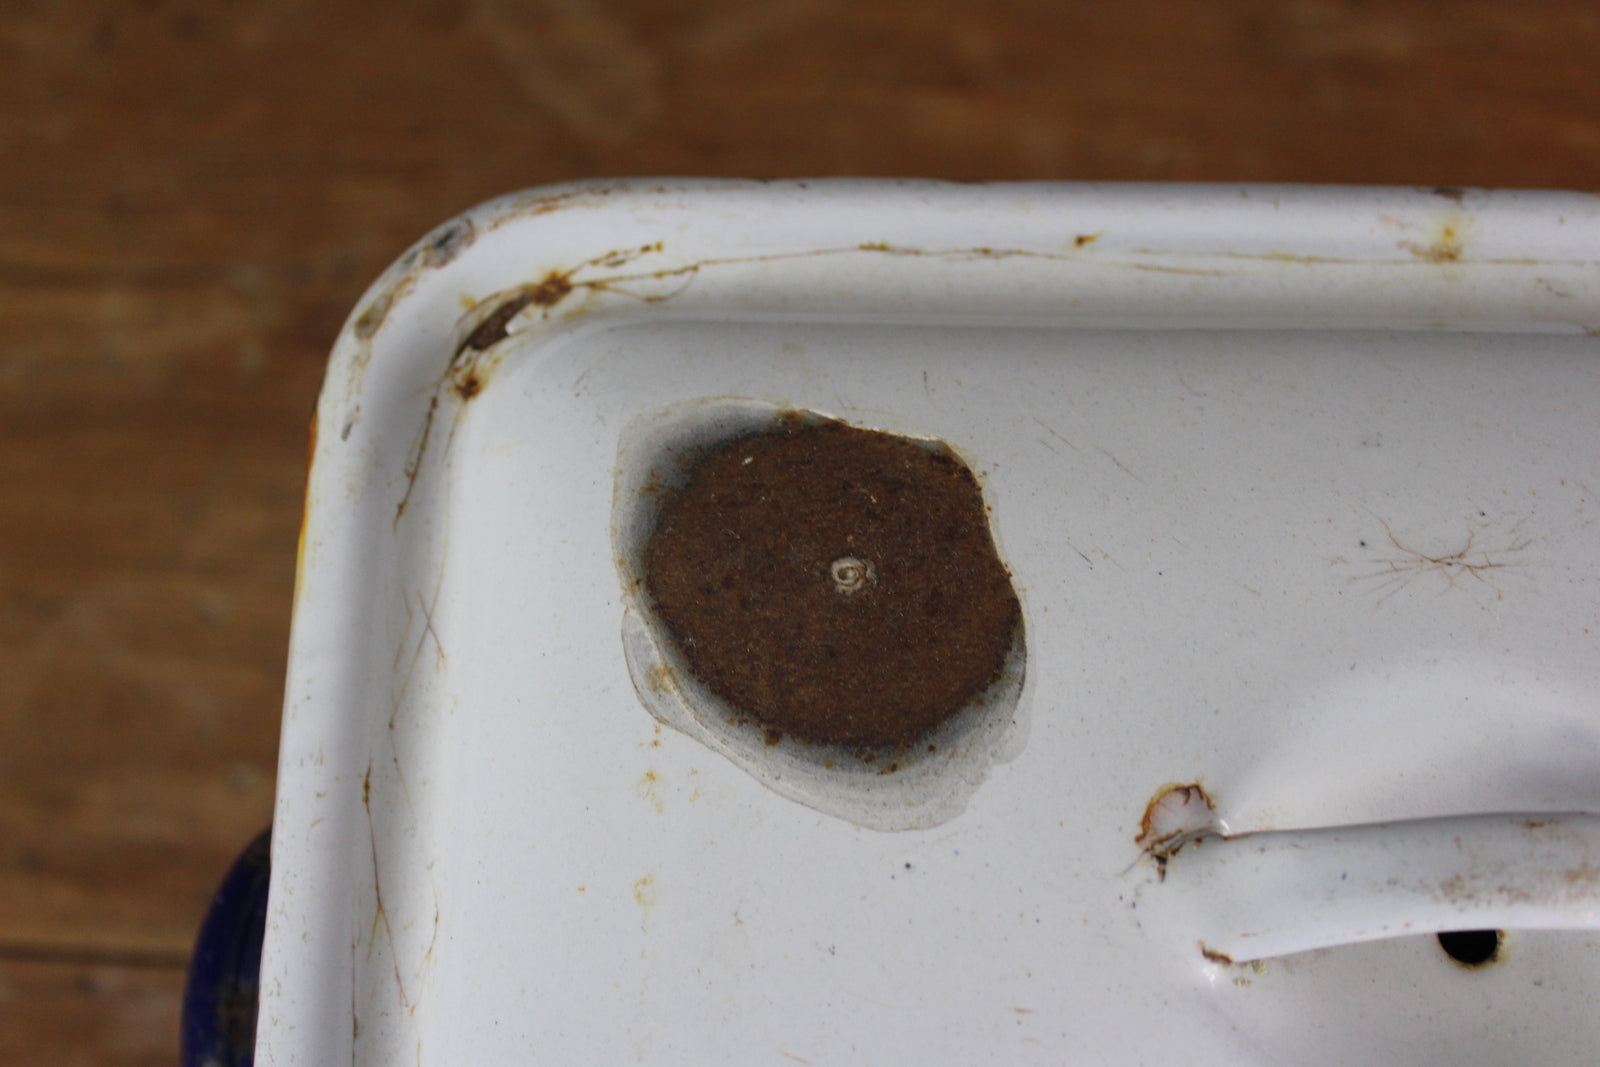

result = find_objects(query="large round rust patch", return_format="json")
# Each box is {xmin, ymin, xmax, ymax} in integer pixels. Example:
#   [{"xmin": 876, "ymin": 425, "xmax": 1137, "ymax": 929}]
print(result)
[{"xmin": 643, "ymin": 416, "xmax": 1021, "ymax": 749}]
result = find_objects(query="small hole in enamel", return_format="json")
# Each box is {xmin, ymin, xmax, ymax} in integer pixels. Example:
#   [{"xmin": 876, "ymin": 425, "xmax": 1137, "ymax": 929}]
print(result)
[{"xmin": 1437, "ymin": 929, "xmax": 1501, "ymax": 968}]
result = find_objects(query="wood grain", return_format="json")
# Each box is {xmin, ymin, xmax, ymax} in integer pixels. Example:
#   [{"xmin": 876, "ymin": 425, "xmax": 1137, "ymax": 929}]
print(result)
[
  {"xmin": 0, "ymin": 960, "xmax": 182, "ymax": 1067},
  {"xmin": 2, "ymin": 0, "xmax": 1597, "ymax": 1061}
]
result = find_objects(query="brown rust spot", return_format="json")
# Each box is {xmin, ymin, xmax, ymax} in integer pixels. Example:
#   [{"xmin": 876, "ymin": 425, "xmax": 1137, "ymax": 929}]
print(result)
[
  {"xmin": 1400, "ymin": 223, "xmax": 1463, "ymax": 263},
  {"xmin": 456, "ymin": 270, "xmax": 580, "ymax": 357},
  {"xmin": 1137, "ymin": 782, "xmax": 1214, "ymax": 851},
  {"xmin": 1074, "ymin": 233, "xmax": 1100, "ymax": 248},
  {"xmin": 643, "ymin": 416, "xmax": 1020, "ymax": 750},
  {"xmin": 459, "ymin": 291, "xmax": 536, "ymax": 354},
  {"xmin": 1137, "ymin": 782, "xmax": 1217, "ymax": 880},
  {"xmin": 454, "ymin": 372, "xmax": 483, "ymax": 401},
  {"xmin": 529, "ymin": 269, "xmax": 576, "ymax": 308},
  {"xmin": 1199, "ymin": 942, "xmax": 1235, "ymax": 966}
]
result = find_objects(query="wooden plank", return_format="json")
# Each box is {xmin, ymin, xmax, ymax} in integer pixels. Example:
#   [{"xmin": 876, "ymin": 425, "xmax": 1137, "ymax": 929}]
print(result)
[{"xmin": 0, "ymin": 959, "xmax": 184, "ymax": 1067}]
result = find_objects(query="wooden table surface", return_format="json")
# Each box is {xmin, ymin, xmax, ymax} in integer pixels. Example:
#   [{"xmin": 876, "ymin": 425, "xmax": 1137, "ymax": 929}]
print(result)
[{"xmin": 2, "ymin": 1, "xmax": 1597, "ymax": 1061}]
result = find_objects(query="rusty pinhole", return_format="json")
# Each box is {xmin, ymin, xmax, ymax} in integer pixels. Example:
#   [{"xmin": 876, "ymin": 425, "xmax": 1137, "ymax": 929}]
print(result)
[
  {"xmin": 1437, "ymin": 929, "xmax": 1502, "ymax": 968},
  {"xmin": 642, "ymin": 415, "xmax": 1021, "ymax": 751}
]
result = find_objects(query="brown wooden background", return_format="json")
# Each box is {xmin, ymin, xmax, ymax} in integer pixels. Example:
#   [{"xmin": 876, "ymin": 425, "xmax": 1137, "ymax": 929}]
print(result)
[{"xmin": 2, "ymin": 1, "xmax": 1597, "ymax": 1062}]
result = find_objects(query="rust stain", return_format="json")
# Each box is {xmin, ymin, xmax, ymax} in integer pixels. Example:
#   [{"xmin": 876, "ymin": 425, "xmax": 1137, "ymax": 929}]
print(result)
[
  {"xmin": 1334, "ymin": 516, "xmax": 1531, "ymax": 604},
  {"xmin": 1401, "ymin": 222, "xmax": 1463, "ymax": 263},
  {"xmin": 351, "ymin": 939, "xmax": 359, "ymax": 1050},
  {"xmin": 633, "ymin": 874, "xmax": 657, "ymax": 931},
  {"xmin": 361, "ymin": 759, "xmax": 439, "ymax": 1021},
  {"xmin": 644, "ymin": 660, "xmax": 676, "ymax": 695},
  {"xmin": 448, "ymin": 242, "xmax": 666, "ymax": 368},
  {"xmin": 511, "ymin": 189, "xmax": 589, "ymax": 218},
  {"xmin": 1199, "ymin": 942, "xmax": 1235, "ymax": 965},
  {"xmin": 1121, "ymin": 262, "xmax": 1226, "ymax": 276},
  {"xmin": 1074, "ymin": 232, "xmax": 1101, "ymax": 248},
  {"xmin": 387, "ymin": 234, "xmax": 1304, "ymax": 528},
  {"xmin": 361, "ymin": 762, "xmax": 408, "ymax": 1004},
  {"xmin": 1137, "ymin": 782, "xmax": 1217, "ymax": 880},
  {"xmin": 348, "ymin": 218, "xmax": 479, "ymax": 409},
  {"xmin": 1563, "ymin": 863, "xmax": 1600, "ymax": 885},
  {"xmin": 1212, "ymin": 249, "xmax": 1569, "ymax": 267},
  {"xmin": 490, "ymin": 184, "xmax": 643, "ymax": 230},
  {"xmin": 636, "ymin": 769, "xmax": 664, "ymax": 814},
  {"xmin": 394, "ymin": 394, "xmax": 441, "ymax": 525},
  {"xmin": 456, "ymin": 289, "xmax": 542, "ymax": 357},
  {"xmin": 1137, "ymin": 782, "xmax": 1214, "ymax": 849}
]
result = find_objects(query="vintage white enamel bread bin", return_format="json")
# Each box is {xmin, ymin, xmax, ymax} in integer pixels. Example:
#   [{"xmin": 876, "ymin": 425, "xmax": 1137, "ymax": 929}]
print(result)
[{"xmin": 259, "ymin": 181, "xmax": 1600, "ymax": 1065}]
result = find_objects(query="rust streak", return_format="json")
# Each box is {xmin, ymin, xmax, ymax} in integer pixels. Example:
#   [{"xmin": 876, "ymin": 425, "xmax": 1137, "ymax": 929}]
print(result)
[
  {"xmin": 394, "ymin": 394, "xmax": 440, "ymax": 526},
  {"xmin": 1209, "ymin": 250, "xmax": 1573, "ymax": 267},
  {"xmin": 363, "ymin": 761, "xmax": 416, "ymax": 1012},
  {"xmin": 1199, "ymin": 942, "xmax": 1235, "ymax": 965}
]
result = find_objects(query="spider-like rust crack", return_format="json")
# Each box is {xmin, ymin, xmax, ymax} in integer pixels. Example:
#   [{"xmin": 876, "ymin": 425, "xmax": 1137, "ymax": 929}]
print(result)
[{"xmin": 1335, "ymin": 516, "xmax": 1531, "ymax": 605}]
